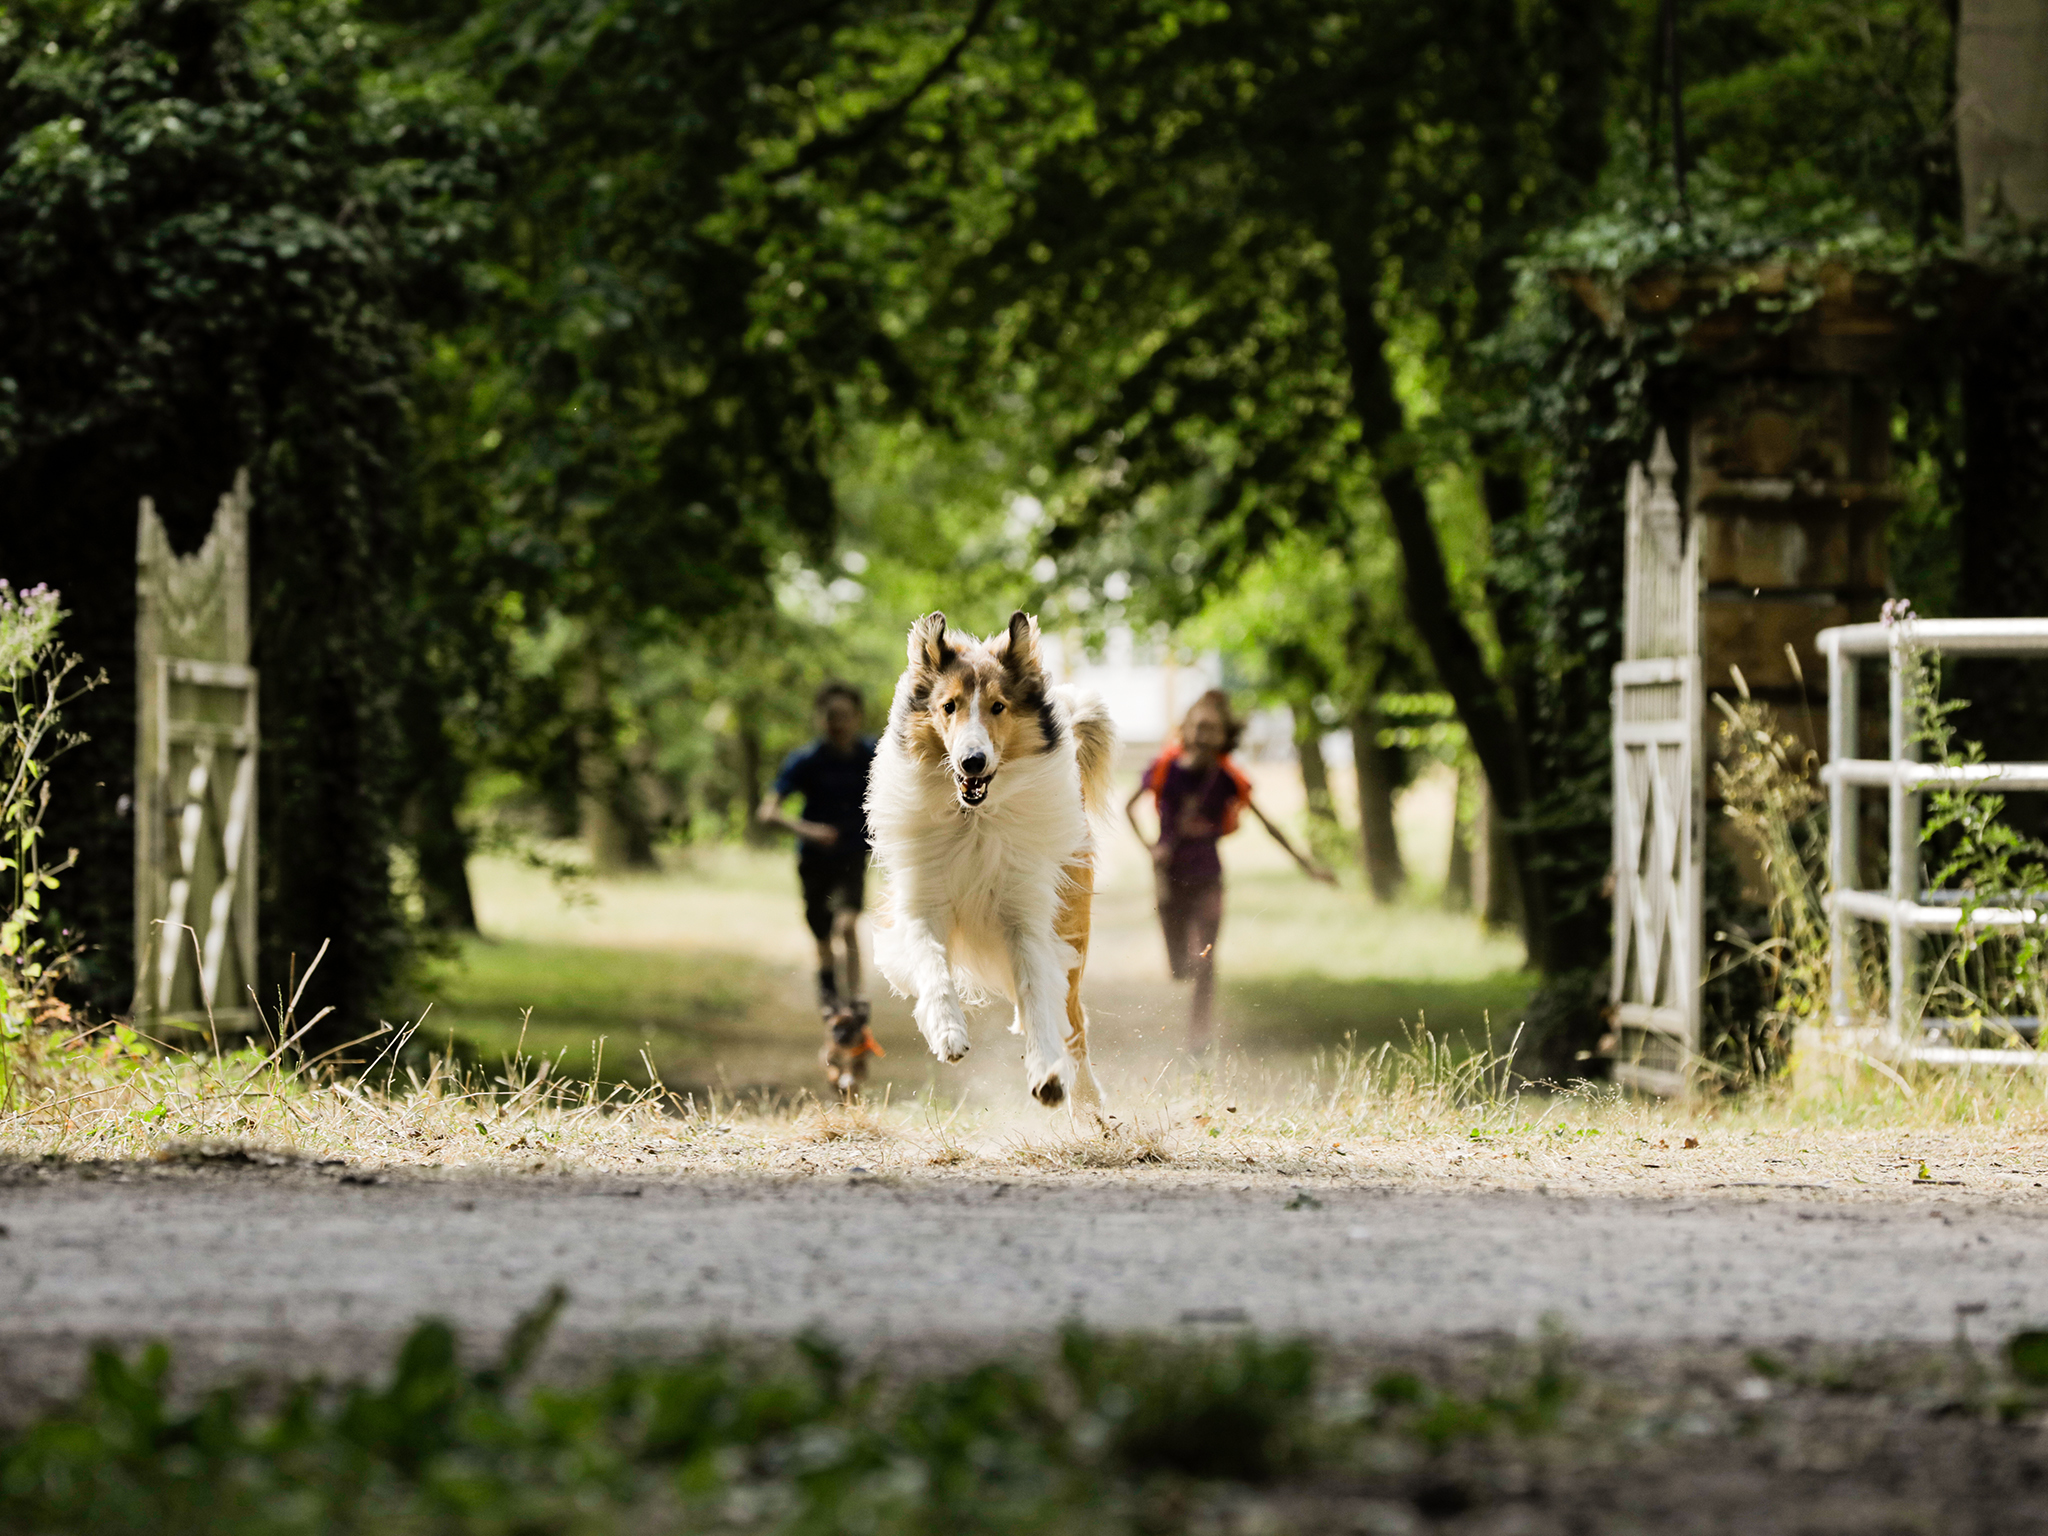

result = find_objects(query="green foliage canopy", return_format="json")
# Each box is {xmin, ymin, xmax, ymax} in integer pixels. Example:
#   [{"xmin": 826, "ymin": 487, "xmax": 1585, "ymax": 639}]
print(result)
[{"xmin": 0, "ymin": 0, "xmax": 496, "ymax": 1025}]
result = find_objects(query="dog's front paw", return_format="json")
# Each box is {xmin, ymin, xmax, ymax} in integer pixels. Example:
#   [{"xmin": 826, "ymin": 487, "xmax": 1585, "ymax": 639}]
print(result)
[
  {"xmin": 1027, "ymin": 1052, "xmax": 1076, "ymax": 1108},
  {"xmin": 916, "ymin": 1000, "xmax": 972, "ymax": 1064},
  {"xmin": 933, "ymin": 1023, "xmax": 971, "ymax": 1064}
]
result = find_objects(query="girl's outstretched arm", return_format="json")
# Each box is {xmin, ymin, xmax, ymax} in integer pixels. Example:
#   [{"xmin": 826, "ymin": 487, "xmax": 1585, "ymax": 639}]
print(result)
[
  {"xmin": 1248, "ymin": 797, "xmax": 1337, "ymax": 884},
  {"xmin": 1125, "ymin": 781, "xmax": 1154, "ymax": 850}
]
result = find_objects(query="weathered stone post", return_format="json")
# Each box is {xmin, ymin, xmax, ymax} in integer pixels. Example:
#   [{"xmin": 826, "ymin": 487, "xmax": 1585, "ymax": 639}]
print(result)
[{"xmin": 1671, "ymin": 266, "xmax": 1907, "ymax": 738}]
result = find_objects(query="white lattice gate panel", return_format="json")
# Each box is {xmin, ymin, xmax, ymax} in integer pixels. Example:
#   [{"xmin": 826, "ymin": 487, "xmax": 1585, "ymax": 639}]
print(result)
[
  {"xmin": 1610, "ymin": 431, "xmax": 1703, "ymax": 1096},
  {"xmin": 150, "ymin": 660, "xmax": 258, "ymax": 1022},
  {"xmin": 135, "ymin": 473, "xmax": 259, "ymax": 1030},
  {"xmin": 1611, "ymin": 660, "xmax": 1701, "ymax": 1093}
]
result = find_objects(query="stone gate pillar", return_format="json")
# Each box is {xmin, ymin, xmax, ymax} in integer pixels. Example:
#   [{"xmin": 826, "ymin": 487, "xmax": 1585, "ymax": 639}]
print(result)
[
  {"xmin": 1673, "ymin": 266, "xmax": 1907, "ymax": 742},
  {"xmin": 1571, "ymin": 263, "xmax": 1914, "ymax": 1086}
]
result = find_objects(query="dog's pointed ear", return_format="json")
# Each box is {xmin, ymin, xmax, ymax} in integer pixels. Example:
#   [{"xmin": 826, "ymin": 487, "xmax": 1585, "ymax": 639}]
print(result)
[
  {"xmin": 909, "ymin": 612, "xmax": 952, "ymax": 674},
  {"xmin": 998, "ymin": 610, "xmax": 1042, "ymax": 678}
]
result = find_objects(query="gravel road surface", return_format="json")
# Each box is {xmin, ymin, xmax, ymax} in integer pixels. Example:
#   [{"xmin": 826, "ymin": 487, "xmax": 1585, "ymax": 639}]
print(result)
[{"xmin": 3, "ymin": 1165, "xmax": 2042, "ymax": 1382}]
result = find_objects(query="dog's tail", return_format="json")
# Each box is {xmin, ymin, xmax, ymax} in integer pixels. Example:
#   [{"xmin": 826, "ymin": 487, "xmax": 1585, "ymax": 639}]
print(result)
[{"xmin": 1055, "ymin": 685, "xmax": 1117, "ymax": 815}]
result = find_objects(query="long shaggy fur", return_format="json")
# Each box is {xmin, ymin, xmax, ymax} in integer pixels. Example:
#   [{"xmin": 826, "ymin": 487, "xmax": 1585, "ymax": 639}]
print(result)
[
  {"xmin": 1062, "ymin": 687, "xmax": 1116, "ymax": 820},
  {"xmin": 865, "ymin": 610, "xmax": 1115, "ymax": 1108}
]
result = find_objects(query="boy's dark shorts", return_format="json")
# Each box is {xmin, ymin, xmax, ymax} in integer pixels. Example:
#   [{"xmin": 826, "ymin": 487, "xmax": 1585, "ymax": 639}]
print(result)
[{"xmin": 800, "ymin": 851, "xmax": 866, "ymax": 940}]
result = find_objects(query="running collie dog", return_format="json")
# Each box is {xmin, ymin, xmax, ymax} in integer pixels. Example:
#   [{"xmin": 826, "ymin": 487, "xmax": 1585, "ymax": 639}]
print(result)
[{"xmin": 867, "ymin": 610, "xmax": 1115, "ymax": 1108}]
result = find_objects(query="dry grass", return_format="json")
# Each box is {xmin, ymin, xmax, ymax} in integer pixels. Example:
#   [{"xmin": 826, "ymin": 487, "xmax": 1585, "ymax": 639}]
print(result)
[
  {"xmin": 7, "ymin": 1016, "xmax": 2048, "ymax": 1203},
  {"xmin": 1008, "ymin": 1110, "xmax": 1175, "ymax": 1170},
  {"xmin": 789, "ymin": 1100, "xmax": 895, "ymax": 1143},
  {"xmin": 0, "ymin": 1027, "xmax": 693, "ymax": 1174}
]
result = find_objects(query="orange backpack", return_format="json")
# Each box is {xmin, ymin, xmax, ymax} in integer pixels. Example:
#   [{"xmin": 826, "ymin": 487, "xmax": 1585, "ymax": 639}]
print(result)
[{"xmin": 1144, "ymin": 742, "xmax": 1252, "ymax": 836}]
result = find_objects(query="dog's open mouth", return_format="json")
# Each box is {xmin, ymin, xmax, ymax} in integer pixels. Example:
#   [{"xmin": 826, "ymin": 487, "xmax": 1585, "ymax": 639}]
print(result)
[{"xmin": 956, "ymin": 772, "xmax": 994, "ymax": 807}]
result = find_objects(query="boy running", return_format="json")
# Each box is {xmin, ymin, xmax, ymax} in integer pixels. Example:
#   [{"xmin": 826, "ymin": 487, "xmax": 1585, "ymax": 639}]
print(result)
[{"xmin": 758, "ymin": 681, "xmax": 876, "ymax": 1009}]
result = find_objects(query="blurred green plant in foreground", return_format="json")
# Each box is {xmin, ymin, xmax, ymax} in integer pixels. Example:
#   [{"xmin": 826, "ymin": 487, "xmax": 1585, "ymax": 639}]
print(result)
[
  {"xmin": 16, "ymin": 1288, "xmax": 2048, "ymax": 1534},
  {"xmin": 0, "ymin": 1289, "xmax": 1581, "ymax": 1535}
]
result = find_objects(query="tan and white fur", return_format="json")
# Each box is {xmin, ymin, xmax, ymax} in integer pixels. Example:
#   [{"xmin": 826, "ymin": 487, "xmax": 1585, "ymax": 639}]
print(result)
[{"xmin": 866, "ymin": 610, "xmax": 1116, "ymax": 1108}]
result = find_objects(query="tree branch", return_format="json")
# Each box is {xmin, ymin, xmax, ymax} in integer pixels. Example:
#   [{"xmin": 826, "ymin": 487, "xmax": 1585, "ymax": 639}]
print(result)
[{"xmin": 789, "ymin": 0, "xmax": 999, "ymax": 174}]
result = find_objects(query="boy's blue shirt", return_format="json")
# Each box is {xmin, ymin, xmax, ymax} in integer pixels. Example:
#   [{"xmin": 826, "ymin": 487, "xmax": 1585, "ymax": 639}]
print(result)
[{"xmin": 773, "ymin": 735, "xmax": 877, "ymax": 859}]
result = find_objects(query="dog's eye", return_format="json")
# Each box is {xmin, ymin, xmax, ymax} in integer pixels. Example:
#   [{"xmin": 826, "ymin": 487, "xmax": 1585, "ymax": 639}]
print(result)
[
  {"xmin": 942, "ymin": 700, "xmax": 956, "ymax": 716},
  {"xmin": 990, "ymin": 701, "xmax": 1005, "ymax": 715}
]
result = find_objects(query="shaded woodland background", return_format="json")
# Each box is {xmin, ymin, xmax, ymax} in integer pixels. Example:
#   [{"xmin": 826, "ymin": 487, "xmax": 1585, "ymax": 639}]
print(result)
[{"xmin": 3, "ymin": 0, "xmax": 2039, "ymax": 1070}]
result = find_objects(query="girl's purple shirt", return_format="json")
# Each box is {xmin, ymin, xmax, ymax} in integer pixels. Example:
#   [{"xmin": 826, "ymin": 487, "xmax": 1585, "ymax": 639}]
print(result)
[{"xmin": 1150, "ymin": 755, "xmax": 1245, "ymax": 886}]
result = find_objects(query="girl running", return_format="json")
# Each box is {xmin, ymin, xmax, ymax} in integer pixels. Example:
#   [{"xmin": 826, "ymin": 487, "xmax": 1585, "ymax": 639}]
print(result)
[{"xmin": 1126, "ymin": 690, "xmax": 1334, "ymax": 1051}]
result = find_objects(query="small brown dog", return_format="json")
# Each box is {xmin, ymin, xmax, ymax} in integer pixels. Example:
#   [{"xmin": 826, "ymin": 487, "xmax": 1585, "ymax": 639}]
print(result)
[{"xmin": 821, "ymin": 998, "xmax": 883, "ymax": 1101}]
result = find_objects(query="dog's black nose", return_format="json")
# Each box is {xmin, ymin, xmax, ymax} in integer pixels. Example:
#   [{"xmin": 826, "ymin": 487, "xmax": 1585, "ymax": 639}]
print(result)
[{"xmin": 960, "ymin": 751, "xmax": 987, "ymax": 777}]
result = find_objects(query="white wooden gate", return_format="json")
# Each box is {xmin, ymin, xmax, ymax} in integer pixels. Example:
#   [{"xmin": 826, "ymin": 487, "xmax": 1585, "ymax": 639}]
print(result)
[
  {"xmin": 1610, "ymin": 431, "xmax": 1703, "ymax": 1095},
  {"xmin": 133, "ymin": 472, "xmax": 258, "ymax": 1032}
]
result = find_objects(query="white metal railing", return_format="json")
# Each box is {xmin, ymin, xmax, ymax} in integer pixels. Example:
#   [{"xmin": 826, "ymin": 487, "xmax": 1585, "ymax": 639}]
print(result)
[{"xmin": 1819, "ymin": 618, "xmax": 2048, "ymax": 1065}]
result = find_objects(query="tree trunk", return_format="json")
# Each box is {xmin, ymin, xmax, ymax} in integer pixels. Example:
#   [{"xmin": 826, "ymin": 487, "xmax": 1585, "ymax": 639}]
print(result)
[
  {"xmin": 1294, "ymin": 708, "xmax": 1338, "ymax": 824},
  {"xmin": 1350, "ymin": 701, "xmax": 1406, "ymax": 903},
  {"xmin": 1443, "ymin": 764, "xmax": 1474, "ymax": 911},
  {"xmin": 1958, "ymin": 0, "xmax": 2048, "ymax": 239},
  {"xmin": 399, "ymin": 672, "xmax": 476, "ymax": 932},
  {"xmin": 1956, "ymin": 301, "xmax": 2048, "ymax": 834},
  {"xmin": 1333, "ymin": 256, "xmax": 1552, "ymax": 966},
  {"xmin": 1472, "ymin": 454, "xmax": 1553, "ymax": 951},
  {"xmin": 1462, "ymin": 0, "xmax": 1572, "ymax": 972},
  {"xmin": 736, "ymin": 708, "xmax": 771, "ymax": 846},
  {"xmin": 576, "ymin": 644, "xmax": 657, "ymax": 872},
  {"xmin": 581, "ymin": 764, "xmax": 657, "ymax": 872},
  {"xmin": 1957, "ymin": 0, "xmax": 2048, "ymax": 832},
  {"xmin": 1471, "ymin": 775, "xmax": 1494, "ymax": 919},
  {"xmin": 1476, "ymin": 775, "xmax": 1524, "ymax": 934}
]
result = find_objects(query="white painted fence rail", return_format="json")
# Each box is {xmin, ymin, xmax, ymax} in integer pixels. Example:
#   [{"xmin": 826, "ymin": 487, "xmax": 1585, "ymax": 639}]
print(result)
[{"xmin": 1819, "ymin": 616, "xmax": 2048, "ymax": 1065}]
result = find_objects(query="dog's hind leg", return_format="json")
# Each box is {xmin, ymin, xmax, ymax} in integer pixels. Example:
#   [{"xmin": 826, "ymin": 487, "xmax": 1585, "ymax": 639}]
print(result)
[
  {"xmin": 1051, "ymin": 858, "xmax": 1104, "ymax": 1113},
  {"xmin": 1062, "ymin": 980, "xmax": 1102, "ymax": 1111},
  {"xmin": 1024, "ymin": 856, "xmax": 1105, "ymax": 1122}
]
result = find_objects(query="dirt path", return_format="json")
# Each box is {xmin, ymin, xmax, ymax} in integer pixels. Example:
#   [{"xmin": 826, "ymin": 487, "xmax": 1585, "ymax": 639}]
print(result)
[
  {"xmin": 438, "ymin": 768, "xmax": 1529, "ymax": 1100},
  {"xmin": 4, "ymin": 1163, "xmax": 2044, "ymax": 1405}
]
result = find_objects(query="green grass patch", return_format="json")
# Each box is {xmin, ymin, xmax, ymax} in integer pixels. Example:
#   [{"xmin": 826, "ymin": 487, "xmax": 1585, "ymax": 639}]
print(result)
[
  {"xmin": 1223, "ymin": 971, "xmax": 1535, "ymax": 1053},
  {"xmin": 423, "ymin": 938, "xmax": 783, "ymax": 1087}
]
